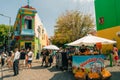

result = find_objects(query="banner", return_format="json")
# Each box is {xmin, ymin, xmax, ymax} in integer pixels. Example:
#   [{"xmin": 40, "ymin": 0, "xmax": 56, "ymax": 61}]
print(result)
[{"xmin": 72, "ymin": 55, "xmax": 105, "ymax": 72}]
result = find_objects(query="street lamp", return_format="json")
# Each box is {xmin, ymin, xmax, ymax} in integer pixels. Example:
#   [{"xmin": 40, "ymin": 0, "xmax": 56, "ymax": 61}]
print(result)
[{"xmin": 0, "ymin": 13, "xmax": 11, "ymax": 51}]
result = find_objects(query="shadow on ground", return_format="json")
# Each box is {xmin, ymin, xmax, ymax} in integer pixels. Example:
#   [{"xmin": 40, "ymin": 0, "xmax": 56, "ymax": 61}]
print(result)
[
  {"xmin": 110, "ymin": 71, "xmax": 120, "ymax": 80},
  {"xmin": 2, "ymin": 74, "xmax": 13, "ymax": 78},
  {"xmin": 1, "ymin": 74, "xmax": 13, "ymax": 80},
  {"xmin": 31, "ymin": 65, "xmax": 47, "ymax": 69},
  {"xmin": 48, "ymin": 66, "xmax": 75, "ymax": 80},
  {"xmin": 48, "ymin": 66, "xmax": 62, "ymax": 72},
  {"xmin": 49, "ymin": 71, "xmax": 75, "ymax": 80},
  {"xmin": 49, "ymin": 71, "xmax": 120, "ymax": 80},
  {"xmin": 48, "ymin": 66, "xmax": 120, "ymax": 80}
]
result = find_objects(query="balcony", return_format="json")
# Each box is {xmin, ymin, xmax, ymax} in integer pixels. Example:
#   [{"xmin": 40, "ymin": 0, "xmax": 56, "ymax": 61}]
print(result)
[{"xmin": 21, "ymin": 29, "xmax": 34, "ymax": 36}]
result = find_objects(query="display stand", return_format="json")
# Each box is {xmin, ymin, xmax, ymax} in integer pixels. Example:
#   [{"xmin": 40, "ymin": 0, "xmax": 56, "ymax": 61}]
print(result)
[{"xmin": 72, "ymin": 54, "xmax": 111, "ymax": 80}]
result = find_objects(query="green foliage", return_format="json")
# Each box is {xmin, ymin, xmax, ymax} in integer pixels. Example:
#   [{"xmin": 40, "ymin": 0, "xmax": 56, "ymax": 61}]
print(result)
[
  {"xmin": 51, "ymin": 10, "xmax": 95, "ymax": 46},
  {"xmin": 0, "ymin": 24, "xmax": 13, "ymax": 45}
]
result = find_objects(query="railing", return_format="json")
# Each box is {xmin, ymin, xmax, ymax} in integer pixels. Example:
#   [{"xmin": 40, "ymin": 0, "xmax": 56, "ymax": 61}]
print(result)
[{"xmin": 21, "ymin": 29, "xmax": 34, "ymax": 36}]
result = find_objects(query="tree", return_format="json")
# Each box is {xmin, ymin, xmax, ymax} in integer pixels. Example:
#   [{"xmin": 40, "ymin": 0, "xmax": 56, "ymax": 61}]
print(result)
[
  {"xmin": 51, "ymin": 10, "xmax": 95, "ymax": 46},
  {"xmin": 0, "ymin": 24, "xmax": 13, "ymax": 47}
]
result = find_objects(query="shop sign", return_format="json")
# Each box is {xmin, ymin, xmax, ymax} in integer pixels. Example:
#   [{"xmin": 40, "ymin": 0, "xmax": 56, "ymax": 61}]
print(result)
[{"xmin": 72, "ymin": 55, "xmax": 105, "ymax": 72}]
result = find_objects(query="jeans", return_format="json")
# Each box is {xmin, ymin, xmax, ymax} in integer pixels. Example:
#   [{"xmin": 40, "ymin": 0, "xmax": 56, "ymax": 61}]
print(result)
[{"xmin": 13, "ymin": 59, "xmax": 19, "ymax": 75}]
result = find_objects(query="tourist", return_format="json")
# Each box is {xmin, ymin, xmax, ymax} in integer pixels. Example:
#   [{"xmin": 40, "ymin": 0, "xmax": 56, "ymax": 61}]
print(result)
[
  {"xmin": 67, "ymin": 54, "xmax": 72, "ymax": 71},
  {"xmin": 7, "ymin": 51, "xmax": 14, "ymax": 68},
  {"xmin": 41, "ymin": 50, "xmax": 46, "ymax": 66},
  {"xmin": 27, "ymin": 47, "xmax": 33, "ymax": 69},
  {"xmin": 79, "ymin": 44, "xmax": 87, "ymax": 54},
  {"xmin": 13, "ymin": 47, "xmax": 20, "ymax": 76},
  {"xmin": 45, "ymin": 49, "xmax": 50, "ymax": 67},
  {"xmin": 112, "ymin": 44, "xmax": 119, "ymax": 66},
  {"xmin": 1, "ymin": 52, "xmax": 7, "ymax": 67},
  {"xmin": 48, "ymin": 50, "xmax": 53, "ymax": 67},
  {"xmin": 93, "ymin": 44, "xmax": 99, "ymax": 54},
  {"xmin": 36, "ymin": 50, "xmax": 40, "ymax": 62},
  {"xmin": 19, "ymin": 48, "xmax": 26, "ymax": 68},
  {"xmin": 56, "ymin": 50, "xmax": 62, "ymax": 69},
  {"xmin": 61, "ymin": 49, "xmax": 68, "ymax": 70}
]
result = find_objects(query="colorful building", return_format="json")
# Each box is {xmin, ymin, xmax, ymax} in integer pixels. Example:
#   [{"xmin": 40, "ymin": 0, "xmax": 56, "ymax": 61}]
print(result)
[
  {"xmin": 11, "ymin": 5, "xmax": 49, "ymax": 55},
  {"xmin": 94, "ymin": 0, "xmax": 120, "ymax": 50}
]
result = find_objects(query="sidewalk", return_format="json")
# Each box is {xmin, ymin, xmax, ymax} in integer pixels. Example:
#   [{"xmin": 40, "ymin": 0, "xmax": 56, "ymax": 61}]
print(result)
[{"xmin": 0, "ymin": 60, "xmax": 75, "ymax": 80}]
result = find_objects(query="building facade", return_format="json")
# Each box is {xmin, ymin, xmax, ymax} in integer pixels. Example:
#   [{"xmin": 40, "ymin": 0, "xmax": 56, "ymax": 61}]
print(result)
[
  {"xmin": 94, "ymin": 0, "xmax": 120, "ymax": 50},
  {"xmin": 11, "ymin": 5, "xmax": 49, "ymax": 55}
]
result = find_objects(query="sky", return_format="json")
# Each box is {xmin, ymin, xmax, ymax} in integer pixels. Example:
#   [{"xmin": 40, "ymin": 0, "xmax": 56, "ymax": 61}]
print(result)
[{"xmin": 0, "ymin": 0, "xmax": 95, "ymax": 37}]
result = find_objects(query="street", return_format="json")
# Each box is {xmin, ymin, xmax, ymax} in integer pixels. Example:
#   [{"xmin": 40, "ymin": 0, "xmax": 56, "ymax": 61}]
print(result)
[
  {"xmin": 0, "ymin": 60, "xmax": 75, "ymax": 80},
  {"xmin": 0, "ymin": 60, "xmax": 120, "ymax": 80}
]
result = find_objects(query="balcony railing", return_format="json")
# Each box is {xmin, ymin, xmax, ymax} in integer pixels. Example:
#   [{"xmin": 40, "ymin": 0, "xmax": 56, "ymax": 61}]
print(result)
[{"xmin": 21, "ymin": 29, "xmax": 34, "ymax": 36}]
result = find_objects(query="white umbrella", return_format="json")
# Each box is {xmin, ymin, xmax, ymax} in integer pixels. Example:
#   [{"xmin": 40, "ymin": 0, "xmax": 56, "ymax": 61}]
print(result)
[
  {"xmin": 67, "ymin": 35, "xmax": 116, "ymax": 46},
  {"xmin": 43, "ymin": 45, "xmax": 59, "ymax": 50}
]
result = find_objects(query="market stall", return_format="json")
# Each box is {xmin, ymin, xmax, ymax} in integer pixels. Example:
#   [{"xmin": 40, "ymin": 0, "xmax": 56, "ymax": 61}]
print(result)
[
  {"xmin": 66, "ymin": 35, "xmax": 116, "ymax": 46},
  {"xmin": 66, "ymin": 35, "xmax": 116, "ymax": 80},
  {"xmin": 72, "ymin": 54, "xmax": 112, "ymax": 80}
]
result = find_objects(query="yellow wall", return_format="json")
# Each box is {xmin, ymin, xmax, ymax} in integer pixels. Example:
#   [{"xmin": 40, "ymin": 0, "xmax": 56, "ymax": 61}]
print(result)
[
  {"xmin": 20, "ymin": 41, "xmax": 34, "ymax": 50},
  {"xmin": 41, "ymin": 34, "xmax": 49, "ymax": 47},
  {"xmin": 97, "ymin": 26, "xmax": 120, "ymax": 53}
]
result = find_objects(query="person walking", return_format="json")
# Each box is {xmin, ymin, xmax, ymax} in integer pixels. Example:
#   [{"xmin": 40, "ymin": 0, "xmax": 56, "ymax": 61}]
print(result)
[
  {"xmin": 45, "ymin": 49, "xmax": 50, "ymax": 67},
  {"xmin": 13, "ymin": 47, "xmax": 20, "ymax": 76},
  {"xmin": 27, "ymin": 47, "xmax": 33, "ymax": 69},
  {"xmin": 25, "ymin": 49, "xmax": 28, "ymax": 67},
  {"xmin": 48, "ymin": 50, "xmax": 53, "ymax": 67},
  {"xmin": 41, "ymin": 50, "xmax": 46, "ymax": 66},
  {"xmin": 36, "ymin": 50, "xmax": 40, "ymax": 62},
  {"xmin": 7, "ymin": 51, "xmax": 14, "ymax": 68},
  {"xmin": 61, "ymin": 49, "xmax": 68, "ymax": 70},
  {"xmin": 1, "ymin": 52, "xmax": 7, "ymax": 67},
  {"xmin": 19, "ymin": 48, "xmax": 26, "ymax": 68},
  {"xmin": 112, "ymin": 44, "xmax": 119, "ymax": 66},
  {"xmin": 56, "ymin": 50, "xmax": 62, "ymax": 69}
]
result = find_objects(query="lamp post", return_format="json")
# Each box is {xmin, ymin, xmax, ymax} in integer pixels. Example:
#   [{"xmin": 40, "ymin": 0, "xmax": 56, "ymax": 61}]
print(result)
[{"xmin": 0, "ymin": 14, "xmax": 11, "ymax": 51}]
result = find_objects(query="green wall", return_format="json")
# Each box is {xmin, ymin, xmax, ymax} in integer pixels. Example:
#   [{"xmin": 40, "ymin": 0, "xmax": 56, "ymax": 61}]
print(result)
[
  {"xmin": 94, "ymin": 0, "xmax": 120, "ymax": 31},
  {"xmin": 34, "ymin": 37, "xmax": 38, "ymax": 57},
  {"xmin": 116, "ymin": 0, "xmax": 120, "ymax": 25}
]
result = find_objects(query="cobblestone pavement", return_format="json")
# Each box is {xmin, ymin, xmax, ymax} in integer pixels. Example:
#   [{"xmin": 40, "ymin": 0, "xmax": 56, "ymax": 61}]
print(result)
[
  {"xmin": 0, "ymin": 60, "xmax": 75, "ymax": 80},
  {"xmin": 0, "ymin": 59, "xmax": 120, "ymax": 80}
]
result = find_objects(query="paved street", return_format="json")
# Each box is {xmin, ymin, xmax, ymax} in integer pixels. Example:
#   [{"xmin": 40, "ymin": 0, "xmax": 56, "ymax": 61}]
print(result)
[
  {"xmin": 0, "ymin": 60, "xmax": 75, "ymax": 80},
  {"xmin": 0, "ymin": 60, "xmax": 120, "ymax": 80},
  {"xmin": 104, "ymin": 60, "xmax": 120, "ymax": 80}
]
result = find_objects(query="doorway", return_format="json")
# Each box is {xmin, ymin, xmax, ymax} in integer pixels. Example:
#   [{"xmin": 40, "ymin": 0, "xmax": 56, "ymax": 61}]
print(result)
[{"xmin": 25, "ymin": 42, "xmax": 31, "ymax": 49}]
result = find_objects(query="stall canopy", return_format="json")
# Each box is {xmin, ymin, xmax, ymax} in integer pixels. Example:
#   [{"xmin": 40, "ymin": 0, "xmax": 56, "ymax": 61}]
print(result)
[
  {"xmin": 67, "ymin": 35, "xmax": 116, "ymax": 46},
  {"xmin": 43, "ymin": 45, "xmax": 59, "ymax": 50}
]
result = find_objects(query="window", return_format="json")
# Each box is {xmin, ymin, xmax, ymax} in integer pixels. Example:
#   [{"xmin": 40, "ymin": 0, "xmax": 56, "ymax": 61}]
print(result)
[
  {"xmin": 99, "ymin": 17, "xmax": 104, "ymax": 24},
  {"xmin": 42, "ymin": 29, "xmax": 44, "ymax": 40},
  {"xmin": 25, "ymin": 19, "xmax": 32, "ymax": 29}
]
